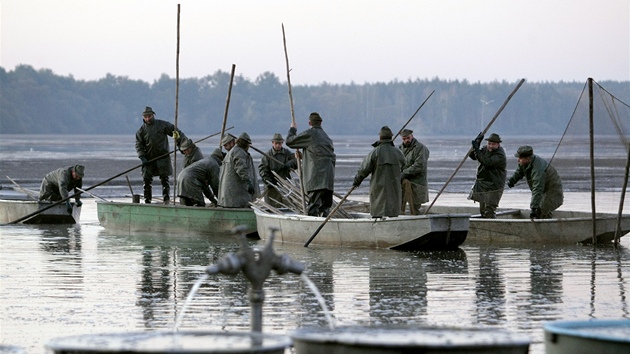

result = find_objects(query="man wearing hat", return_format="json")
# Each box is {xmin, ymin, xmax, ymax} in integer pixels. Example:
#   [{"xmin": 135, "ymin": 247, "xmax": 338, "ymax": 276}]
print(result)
[
  {"xmin": 286, "ymin": 112, "xmax": 336, "ymax": 217},
  {"xmin": 399, "ymin": 129, "xmax": 430, "ymax": 215},
  {"xmin": 507, "ymin": 145, "xmax": 564, "ymax": 219},
  {"xmin": 258, "ymin": 133, "xmax": 297, "ymax": 207},
  {"xmin": 468, "ymin": 132, "xmax": 507, "ymax": 218},
  {"xmin": 38, "ymin": 165, "xmax": 85, "ymax": 214},
  {"xmin": 221, "ymin": 133, "xmax": 237, "ymax": 153},
  {"xmin": 179, "ymin": 138, "xmax": 204, "ymax": 168},
  {"xmin": 352, "ymin": 126, "xmax": 405, "ymax": 218},
  {"xmin": 218, "ymin": 132, "xmax": 260, "ymax": 208},
  {"xmin": 135, "ymin": 106, "xmax": 188, "ymax": 204},
  {"xmin": 176, "ymin": 157, "xmax": 220, "ymax": 207}
]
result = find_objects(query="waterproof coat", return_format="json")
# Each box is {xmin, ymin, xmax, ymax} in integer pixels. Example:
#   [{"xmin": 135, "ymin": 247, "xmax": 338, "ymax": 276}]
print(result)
[
  {"xmin": 218, "ymin": 145, "xmax": 260, "ymax": 208},
  {"xmin": 258, "ymin": 146, "xmax": 297, "ymax": 207},
  {"xmin": 135, "ymin": 118, "xmax": 186, "ymax": 178},
  {"xmin": 468, "ymin": 146, "xmax": 507, "ymax": 206},
  {"xmin": 355, "ymin": 140, "xmax": 405, "ymax": 217},
  {"xmin": 39, "ymin": 166, "xmax": 82, "ymax": 202},
  {"xmin": 183, "ymin": 146, "xmax": 204, "ymax": 168},
  {"xmin": 399, "ymin": 138, "xmax": 430, "ymax": 203},
  {"xmin": 286, "ymin": 126, "xmax": 336, "ymax": 192},
  {"xmin": 176, "ymin": 157, "xmax": 220, "ymax": 205},
  {"xmin": 508, "ymin": 154, "xmax": 563, "ymax": 214}
]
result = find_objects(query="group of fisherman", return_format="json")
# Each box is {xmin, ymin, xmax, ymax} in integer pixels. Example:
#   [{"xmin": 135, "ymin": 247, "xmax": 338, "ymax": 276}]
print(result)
[{"xmin": 38, "ymin": 106, "xmax": 564, "ymax": 220}]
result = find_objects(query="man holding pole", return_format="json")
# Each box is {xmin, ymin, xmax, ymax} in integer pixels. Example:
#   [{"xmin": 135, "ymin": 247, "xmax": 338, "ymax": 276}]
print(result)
[
  {"xmin": 39, "ymin": 165, "xmax": 85, "ymax": 214},
  {"xmin": 258, "ymin": 133, "xmax": 297, "ymax": 207},
  {"xmin": 468, "ymin": 132, "xmax": 507, "ymax": 218},
  {"xmin": 286, "ymin": 112, "xmax": 336, "ymax": 217},
  {"xmin": 135, "ymin": 106, "xmax": 187, "ymax": 205},
  {"xmin": 399, "ymin": 129, "xmax": 430, "ymax": 215}
]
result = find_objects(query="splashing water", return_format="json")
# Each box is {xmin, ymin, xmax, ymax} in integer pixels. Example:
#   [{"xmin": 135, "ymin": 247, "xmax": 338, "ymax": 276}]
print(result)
[
  {"xmin": 173, "ymin": 273, "xmax": 209, "ymax": 332},
  {"xmin": 301, "ymin": 272, "xmax": 335, "ymax": 330}
]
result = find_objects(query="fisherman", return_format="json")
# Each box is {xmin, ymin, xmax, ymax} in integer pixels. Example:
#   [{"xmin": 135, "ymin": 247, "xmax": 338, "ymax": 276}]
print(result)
[
  {"xmin": 286, "ymin": 112, "xmax": 336, "ymax": 217},
  {"xmin": 258, "ymin": 133, "xmax": 297, "ymax": 208},
  {"xmin": 399, "ymin": 129, "xmax": 429, "ymax": 215},
  {"xmin": 38, "ymin": 165, "xmax": 85, "ymax": 214},
  {"xmin": 468, "ymin": 132, "xmax": 507, "ymax": 218},
  {"xmin": 135, "ymin": 106, "xmax": 187, "ymax": 204},
  {"xmin": 352, "ymin": 126, "xmax": 405, "ymax": 218},
  {"xmin": 507, "ymin": 145, "xmax": 564, "ymax": 219},
  {"xmin": 176, "ymin": 157, "xmax": 220, "ymax": 207},
  {"xmin": 218, "ymin": 132, "xmax": 260, "ymax": 208},
  {"xmin": 179, "ymin": 138, "xmax": 204, "ymax": 168}
]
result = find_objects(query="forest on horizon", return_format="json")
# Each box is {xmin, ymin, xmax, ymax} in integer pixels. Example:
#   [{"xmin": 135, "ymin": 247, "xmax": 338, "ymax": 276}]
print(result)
[{"xmin": 1, "ymin": 64, "xmax": 628, "ymax": 136}]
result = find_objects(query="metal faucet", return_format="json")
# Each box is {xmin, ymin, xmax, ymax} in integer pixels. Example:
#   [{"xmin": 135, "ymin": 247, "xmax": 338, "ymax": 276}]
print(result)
[{"xmin": 206, "ymin": 225, "xmax": 305, "ymax": 332}]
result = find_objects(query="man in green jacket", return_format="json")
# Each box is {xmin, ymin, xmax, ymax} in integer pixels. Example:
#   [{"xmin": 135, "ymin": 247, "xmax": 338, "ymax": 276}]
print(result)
[
  {"xmin": 258, "ymin": 133, "xmax": 297, "ymax": 208},
  {"xmin": 468, "ymin": 132, "xmax": 507, "ymax": 218},
  {"xmin": 39, "ymin": 165, "xmax": 84, "ymax": 214},
  {"xmin": 507, "ymin": 145, "xmax": 564, "ymax": 219},
  {"xmin": 286, "ymin": 112, "xmax": 336, "ymax": 217},
  {"xmin": 353, "ymin": 126, "xmax": 405, "ymax": 218},
  {"xmin": 399, "ymin": 129, "xmax": 429, "ymax": 215}
]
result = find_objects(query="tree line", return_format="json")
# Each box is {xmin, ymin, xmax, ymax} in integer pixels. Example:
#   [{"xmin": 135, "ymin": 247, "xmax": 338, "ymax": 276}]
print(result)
[{"xmin": 1, "ymin": 64, "xmax": 628, "ymax": 136}]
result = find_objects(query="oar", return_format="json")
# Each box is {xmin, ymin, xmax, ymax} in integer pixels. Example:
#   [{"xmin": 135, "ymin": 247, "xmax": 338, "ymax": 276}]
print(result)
[
  {"xmin": 393, "ymin": 90, "xmax": 435, "ymax": 141},
  {"xmin": 304, "ymin": 185, "xmax": 357, "ymax": 247},
  {"xmin": 220, "ymin": 64, "xmax": 236, "ymax": 148},
  {"xmin": 424, "ymin": 78, "xmax": 526, "ymax": 214},
  {"xmin": 282, "ymin": 23, "xmax": 307, "ymax": 215},
  {"xmin": 76, "ymin": 187, "xmax": 110, "ymax": 202},
  {"xmin": 2, "ymin": 129, "xmax": 229, "ymax": 225},
  {"xmin": 6, "ymin": 176, "xmax": 38, "ymax": 200}
]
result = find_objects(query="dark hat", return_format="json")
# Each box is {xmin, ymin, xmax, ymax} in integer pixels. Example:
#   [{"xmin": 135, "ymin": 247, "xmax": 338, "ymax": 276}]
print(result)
[
  {"xmin": 379, "ymin": 126, "xmax": 393, "ymax": 139},
  {"xmin": 221, "ymin": 133, "xmax": 236, "ymax": 146},
  {"xmin": 142, "ymin": 106, "xmax": 155, "ymax": 116},
  {"xmin": 515, "ymin": 145, "xmax": 534, "ymax": 158},
  {"xmin": 271, "ymin": 133, "xmax": 284, "ymax": 142},
  {"xmin": 211, "ymin": 148, "xmax": 224, "ymax": 162},
  {"xmin": 73, "ymin": 165, "xmax": 85, "ymax": 177},
  {"xmin": 400, "ymin": 129, "xmax": 413, "ymax": 137},
  {"xmin": 309, "ymin": 112, "xmax": 323, "ymax": 122},
  {"xmin": 179, "ymin": 138, "xmax": 194, "ymax": 151},
  {"xmin": 238, "ymin": 132, "xmax": 252, "ymax": 144},
  {"xmin": 486, "ymin": 133, "xmax": 502, "ymax": 143}
]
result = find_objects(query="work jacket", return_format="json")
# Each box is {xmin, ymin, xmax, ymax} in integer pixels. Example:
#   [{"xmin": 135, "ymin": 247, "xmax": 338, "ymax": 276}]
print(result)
[{"xmin": 286, "ymin": 126, "xmax": 336, "ymax": 192}]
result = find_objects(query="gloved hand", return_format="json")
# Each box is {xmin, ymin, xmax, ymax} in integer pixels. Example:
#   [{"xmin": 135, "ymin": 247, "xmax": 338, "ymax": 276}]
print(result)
[
  {"xmin": 507, "ymin": 180, "xmax": 515, "ymax": 188},
  {"xmin": 471, "ymin": 139, "xmax": 480, "ymax": 152},
  {"xmin": 140, "ymin": 156, "xmax": 149, "ymax": 166},
  {"xmin": 246, "ymin": 180, "xmax": 255, "ymax": 194},
  {"xmin": 530, "ymin": 208, "xmax": 541, "ymax": 219},
  {"xmin": 474, "ymin": 132, "xmax": 484, "ymax": 145},
  {"xmin": 172, "ymin": 130, "xmax": 180, "ymax": 141},
  {"xmin": 76, "ymin": 200, "xmax": 83, "ymax": 208},
  {"xmin": 65, "ymin": 201, "xmax": 73, "ymax": 214},
  {"xmin": 352, "ymin": 175, "xmax": 362, "ymax": 188}
]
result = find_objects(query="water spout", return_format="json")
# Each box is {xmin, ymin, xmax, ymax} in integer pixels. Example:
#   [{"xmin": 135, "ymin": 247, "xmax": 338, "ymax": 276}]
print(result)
[
  {"xmin": 301, "ymin": 272, "xmax": 335, "ymax": 330},
  {"xmin": 173, "ymin": 273, "xmax": 208, "ymax": 332}
]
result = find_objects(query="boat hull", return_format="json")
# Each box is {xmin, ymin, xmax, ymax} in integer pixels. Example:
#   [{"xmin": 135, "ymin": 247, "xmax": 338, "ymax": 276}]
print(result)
[
  {"xmin": 0, "ymin": 198, "xmax": 80, "ymax": 224},
  {"xmin": 544, "ymin": 319, "xmax": 630, "ymax": 354},
  {"xmin": 430, "ymin": 206, "xmax": 630, "ymax": 244},
  {"xmin": 97, "ymin": 201, "xmax": 257, "ymax": 236},
  {"xmin": 254, "ymin": 209, "xmax": 470, "ymax": 250}
]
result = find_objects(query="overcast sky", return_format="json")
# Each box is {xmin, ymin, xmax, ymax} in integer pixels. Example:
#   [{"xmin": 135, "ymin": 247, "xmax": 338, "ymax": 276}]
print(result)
[{"xmin": 1, "ymin": 0, "xmax": 628, "ymax": 85}]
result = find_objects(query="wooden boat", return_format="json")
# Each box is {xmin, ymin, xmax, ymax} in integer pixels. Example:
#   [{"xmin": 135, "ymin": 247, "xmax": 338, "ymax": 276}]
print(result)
[
  {"xmin": 544, "ymin": 319, "xmax": 630, "ymax": 354},
  {"xmin": 96, "ymin": 201, "xmax": 258, "ymax": 236},
  {"xmin": 429, "ymin": 205, "xmax": 630, "ymax": 244},
  {"xmin": 253, "ymin": 208, "xmax": 470, "ymax": 250},
  {"xmin": 0, "ymin": 195, "xmax": 80, "ymax": 224}
]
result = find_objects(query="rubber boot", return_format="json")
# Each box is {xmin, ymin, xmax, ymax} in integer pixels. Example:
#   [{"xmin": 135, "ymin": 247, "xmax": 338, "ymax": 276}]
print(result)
[
  {"xmin": 143, "ymin": 178, "xmax": 152, "ymax": 204},
  {"xmin": 161, "ymin": 176, "xmax": 170, "ymax": 205}
]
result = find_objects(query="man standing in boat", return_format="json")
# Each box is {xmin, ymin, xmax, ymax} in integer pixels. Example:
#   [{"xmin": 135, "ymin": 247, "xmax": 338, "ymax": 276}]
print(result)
[
  {"xmin": 38, "ymin": 165, "xmax": 84, "ymax": 214},
  {"xmin": 258, "ymin": 133, "xmax": 297, "ymax": 208},
  {"xmin": 135, "ymin": 106, "xmax": 187, "ymax": 205},
  {"xmin": 399, "ymin": 129, "xmax": 429, "ymax": 215},
  {"xmin": 286, "ymin": 112, "xmax": 336, "ymax": 217},
  {"xmin": 507, "ymin": 145, "xmax": 564, "ymax": 219},
  {"xmin": 352, "ymin": 126, "xmax": 405, "ymax": 218},
  {"xmin": 468, "ymin": 132, "xmax": 507, "ymax": 218},
  {"xmin": 218, "ymin": 132, "xmax": 260, "ymax": 208}
]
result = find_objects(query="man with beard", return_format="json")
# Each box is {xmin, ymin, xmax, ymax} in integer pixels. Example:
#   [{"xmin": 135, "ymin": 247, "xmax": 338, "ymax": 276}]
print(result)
[
  {"xmin": 468, "ymin": 132, "xmax": 507, "ymax": 218},
  {"xmin": 286, "ymin": 112, "xmax": 336, "ymax": 217},
  {"xmin": 135, "ymin": 106, "xmax": 187, "ymax": 204},
  {"xmin": 258, "ymin": 133, "xmax": 297, "ymax": 207},
  {"xmin": 218, "ymin": 132, "xmax": 260, "ymax": 208},
  {"xmin": 399, "ymin": 129, "xmax": 429, "ymax": 215}
]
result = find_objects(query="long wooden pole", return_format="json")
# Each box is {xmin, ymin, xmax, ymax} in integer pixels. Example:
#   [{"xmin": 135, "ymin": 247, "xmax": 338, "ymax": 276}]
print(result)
[
  {"xmin": 250, "ymin": 144, "xmax": 285, "ymax": 166},
  {"xmin": 587, "ymin": 78, "xmax": 597, "ymax": 244},
  {"xmin": 615, "ymin": 143, "xmax": 630, "ymax": 245},
  {"xmin": 282, "ymin": 23, "xmax": 306, "ymax": 214},
  {"xmin": 393, "ymin": 90, "xmax": 435, "ymax": 141},
  {"xmin": 424, "ymin": 78, "xmax": 526, "ymax": 214},
  {"xmin": 2, "ymin": 129, "xmax": 229, "ymax": 225},
  {"xmin": 220, "ymin": 64, "xmax": 236, "ymax": 148},
  {"xmin": 304, "ymin": 185, "xmax": 357, "ymax": 247},
  {"xmin": 172, "ymin": 4, "xmax": 181, "ymax": 204}
]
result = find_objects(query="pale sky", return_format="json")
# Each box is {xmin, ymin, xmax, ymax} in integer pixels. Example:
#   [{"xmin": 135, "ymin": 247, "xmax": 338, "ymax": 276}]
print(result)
[{"xmin": 1, "ymin": 0, "xmax": 628, "ymax": 85}]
